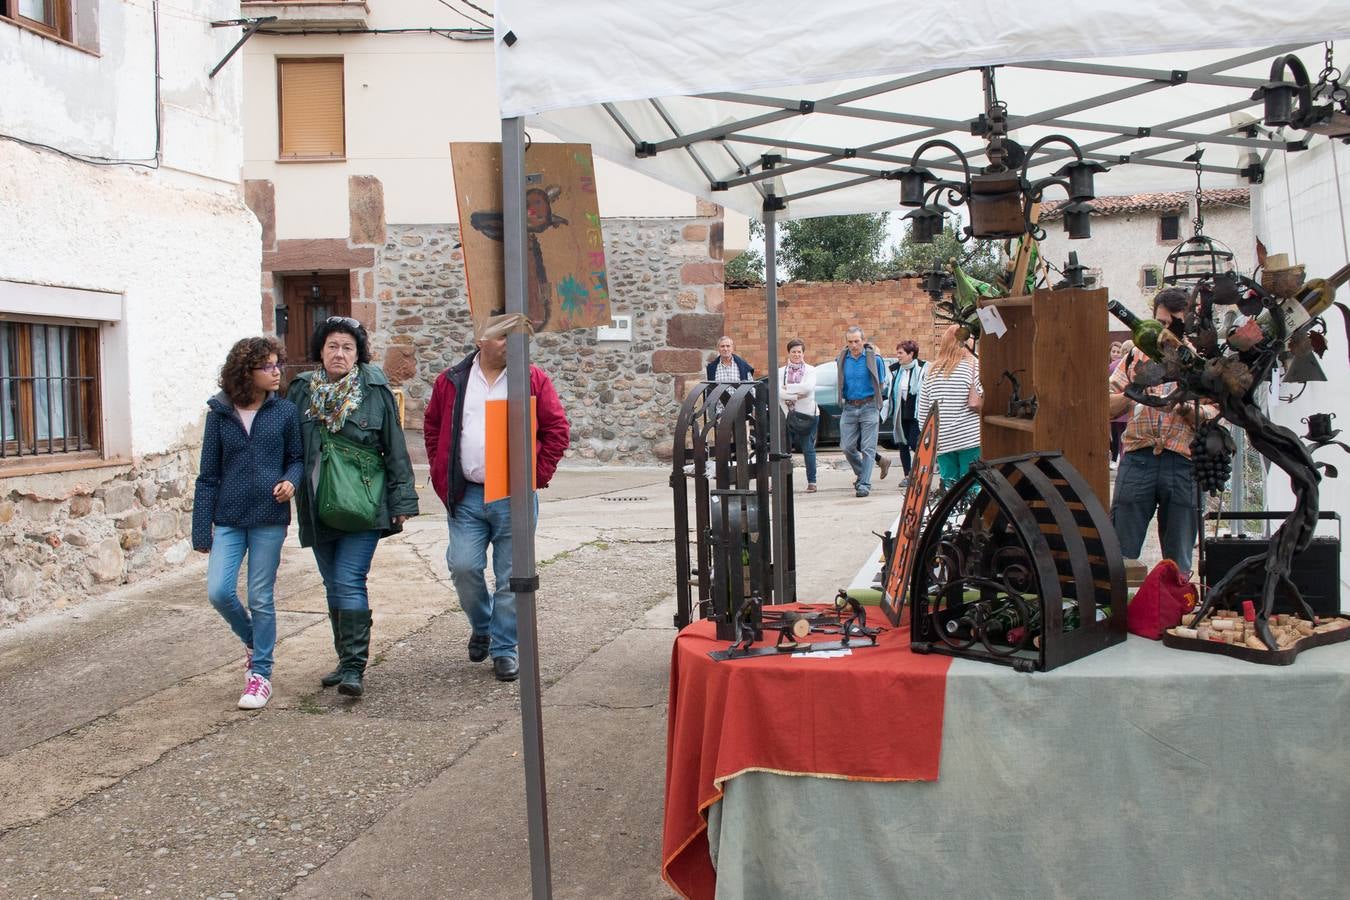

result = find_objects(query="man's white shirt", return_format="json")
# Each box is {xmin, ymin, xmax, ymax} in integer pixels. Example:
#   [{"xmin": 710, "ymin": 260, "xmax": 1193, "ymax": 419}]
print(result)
[{"xmin": 459, "ymin": 355, "xmax": 509, "ymax": 483}]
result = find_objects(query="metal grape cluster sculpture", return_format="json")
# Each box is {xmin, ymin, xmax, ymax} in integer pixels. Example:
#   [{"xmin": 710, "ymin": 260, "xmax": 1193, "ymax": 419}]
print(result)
[{"xmin": 1109, "ymin": 261, "xmax": 1350, "ymax": 650}]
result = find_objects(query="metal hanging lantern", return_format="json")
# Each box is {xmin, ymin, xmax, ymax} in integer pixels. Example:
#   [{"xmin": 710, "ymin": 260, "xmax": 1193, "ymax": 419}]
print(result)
[
  {"xmin": 1056, "ymin": 158, "xmax": 1108, "ymax": 202},
  {"xmin": 1060, "ymin": 201, "xmax": 1095, "ymax": 240},
  {"xmin": 1165, "ymin": 235, "xmax": 1236, "ymax": 285},
  {"xmin": 895, "ymin": 68, "xmax": 1104, "ymax": 244},
  {"xmin": 923, "ymin": 267, "xmax": 946, "ymax": 298},
  {"xmin": 897, "ymin": 166, "xmax": 934, "ymax": 207},
  {"xmin": 903, "ymin": 204, "xmax": 948, "ymax": 244},
  {"xmin": 1163, "ymin": 149, "xmax": 1235, "ymax": 286}
]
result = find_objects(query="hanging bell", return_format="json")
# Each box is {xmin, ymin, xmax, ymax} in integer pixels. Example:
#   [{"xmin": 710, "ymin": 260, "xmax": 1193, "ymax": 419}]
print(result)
[{"xmin": 1283, "ymin": 349, "xmax": 1328, "ymax": 383}]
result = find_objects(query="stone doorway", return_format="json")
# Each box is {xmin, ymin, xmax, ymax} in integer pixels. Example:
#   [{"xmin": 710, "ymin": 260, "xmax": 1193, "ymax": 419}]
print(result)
[{"xmin": 279, "ymin": 272, "xmax": 351, "ymax": 384}]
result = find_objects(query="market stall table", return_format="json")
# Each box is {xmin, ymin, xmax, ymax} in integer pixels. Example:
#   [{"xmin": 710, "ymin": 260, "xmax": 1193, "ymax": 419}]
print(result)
[
  {"xmin": 662, "ymin": 611, "xmax": 953, "ymax": 898},
  {"xmin": 688, "ymin": 632, "xmax": 1350, "ymax": 899}
]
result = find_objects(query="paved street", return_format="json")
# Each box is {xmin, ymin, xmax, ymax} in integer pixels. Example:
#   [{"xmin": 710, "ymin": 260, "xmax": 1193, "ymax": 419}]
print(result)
[{"xmin": 0, "ymin": 457, "xmax": 912, "ymax": 898}]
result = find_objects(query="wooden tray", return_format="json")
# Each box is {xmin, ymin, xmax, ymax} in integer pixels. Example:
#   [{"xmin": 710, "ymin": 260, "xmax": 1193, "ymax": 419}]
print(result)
[{"xmin": 1162, "ymin": 618, "xmax": 1350, "ymax": 665}]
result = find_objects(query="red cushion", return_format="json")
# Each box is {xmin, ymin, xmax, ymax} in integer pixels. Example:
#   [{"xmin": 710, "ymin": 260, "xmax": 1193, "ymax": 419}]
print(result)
[{"xmin": 1127, "ymin": 560, "xmax": 1199, "ymax": 640}]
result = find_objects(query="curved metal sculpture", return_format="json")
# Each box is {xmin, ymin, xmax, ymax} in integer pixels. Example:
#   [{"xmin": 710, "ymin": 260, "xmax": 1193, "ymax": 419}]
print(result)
[
  {"xmin": 1109, "ymin": 261, "xmax": 1350, "ymax": 650},
  {"xmin": 671, "ymin": 379, "xmax": 795, "ymax": 638},
  {"xmin": 910, "ymin": 452, "xmax": 1127, "ymax": 672}
]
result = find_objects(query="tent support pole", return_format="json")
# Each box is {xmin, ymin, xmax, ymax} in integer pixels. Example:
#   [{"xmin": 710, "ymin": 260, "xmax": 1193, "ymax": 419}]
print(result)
[
  {"xmin": 501, "ymin": 114, "xmax": 553, "ymax": 900},
  {"xmin": 763, "ymin": 203, "xmax": 788, "ymax": 604}
]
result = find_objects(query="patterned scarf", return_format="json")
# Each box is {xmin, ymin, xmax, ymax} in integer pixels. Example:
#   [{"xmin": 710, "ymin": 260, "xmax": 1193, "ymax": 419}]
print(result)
[
  {"xmin": 784, "ymin": 362, "xmax": 806, "ymax": 384},
  {"xmin": 307, "ymin": 367, "xmax": 364, "ymax": 433}
]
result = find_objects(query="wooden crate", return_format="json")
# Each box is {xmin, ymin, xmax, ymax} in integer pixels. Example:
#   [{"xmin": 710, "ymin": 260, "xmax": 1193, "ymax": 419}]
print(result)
[{"xmin": 977, "ymin": 287, "xmax": 1111, "ymax": 507}]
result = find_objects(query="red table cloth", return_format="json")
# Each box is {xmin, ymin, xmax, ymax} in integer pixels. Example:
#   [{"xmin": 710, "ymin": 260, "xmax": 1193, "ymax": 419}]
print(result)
[{"xmin": 661, "ymin": 608, "xmax": 953, "ymax": 899}]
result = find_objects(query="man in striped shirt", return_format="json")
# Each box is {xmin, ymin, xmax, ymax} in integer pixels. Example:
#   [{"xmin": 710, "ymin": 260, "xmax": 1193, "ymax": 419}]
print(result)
[{"xmin": 1107, "ymin": 288, "xmax": 1215, "ymax": 576}]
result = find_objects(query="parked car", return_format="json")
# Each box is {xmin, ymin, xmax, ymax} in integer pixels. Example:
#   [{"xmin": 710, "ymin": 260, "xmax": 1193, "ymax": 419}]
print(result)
[{"xmin": 812, "ymin": 356, "xmax": 897, "ymax": 448}]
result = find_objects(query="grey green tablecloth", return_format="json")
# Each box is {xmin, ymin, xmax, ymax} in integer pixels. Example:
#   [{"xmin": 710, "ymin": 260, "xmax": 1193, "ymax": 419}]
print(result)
[{"xmin": 707, "ymin": 635, "xmax": 1350, "ymax": 899}]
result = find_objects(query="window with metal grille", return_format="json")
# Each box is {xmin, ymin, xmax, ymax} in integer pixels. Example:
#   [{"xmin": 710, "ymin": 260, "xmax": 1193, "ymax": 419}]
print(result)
[
  {"xmin": 1141, "ymin": 266, "xmax": 1161, "ymax": 289},
  {"xmin": 278, "ymin": 58, "xmax": 346, "ymax": 160},
  {"xmin": 0, "ymin": 320, "xmax": 101, "ymax": 458},
  {"xmin": 1, "ymin": 0, "xmax": 74, "ymax": 42},
  {"xmin": 1160, "ymin": 214, "xmax": 1181, "ymax": 242}
]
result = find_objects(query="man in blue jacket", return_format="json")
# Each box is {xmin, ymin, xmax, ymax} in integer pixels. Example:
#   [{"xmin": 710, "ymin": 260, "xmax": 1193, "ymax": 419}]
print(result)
[{"xmin": 834, "ymin": 325, "xmax": 888, "ymax": 497}]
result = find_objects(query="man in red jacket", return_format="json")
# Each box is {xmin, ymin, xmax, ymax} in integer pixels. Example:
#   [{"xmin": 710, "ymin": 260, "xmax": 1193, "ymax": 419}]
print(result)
[{"xmin": 423, "ymin": 315, "xmax": 571, "ymax": 681}]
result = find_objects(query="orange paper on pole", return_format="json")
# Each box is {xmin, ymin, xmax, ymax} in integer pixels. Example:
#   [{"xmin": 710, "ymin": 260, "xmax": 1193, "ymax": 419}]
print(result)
[{"xmin": 485, "ymin": 397, "xmax": 537, "ymax": 503}]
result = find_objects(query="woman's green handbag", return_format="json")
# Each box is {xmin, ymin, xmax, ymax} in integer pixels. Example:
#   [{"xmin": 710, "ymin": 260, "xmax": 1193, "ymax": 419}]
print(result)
[{"xmin": 316, "ymin": 430, "xmax": 386, "ymax": 532}]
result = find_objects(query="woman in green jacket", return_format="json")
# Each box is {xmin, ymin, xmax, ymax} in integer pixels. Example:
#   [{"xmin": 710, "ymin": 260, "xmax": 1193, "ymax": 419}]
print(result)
[{"xmin": 287, "ymin": 317, "xmax": 419, "ymax": 698}]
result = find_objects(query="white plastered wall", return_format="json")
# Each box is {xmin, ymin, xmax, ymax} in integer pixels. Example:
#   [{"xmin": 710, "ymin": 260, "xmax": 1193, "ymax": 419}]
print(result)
[
  {"xmin": 1252, "ymin": 141, "xmax": 1350, "ymax": 593},
  {"xmin": 1039, "ymin": 203, "xmax": 1255, "ymax": 319},
  {"xmin": 0, "ymin": 0, "xmax": 262, "ymax": 458},
  {"xmin": 239, "ymin": 0, "xmax": 747, "ymax": 250}
]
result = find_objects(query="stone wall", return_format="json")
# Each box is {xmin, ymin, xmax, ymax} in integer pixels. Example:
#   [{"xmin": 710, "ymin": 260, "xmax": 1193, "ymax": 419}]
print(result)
[
  {"xmin": 1, "ymin": 450, "xmax": 198, "ymax": 622},
  {"xmin": 723, "ymin": 279, "xmax": 946, "ymax": 371},
  {"xmin": 372, "ymin": 201, "xmax": 728, "ymax": 464}
]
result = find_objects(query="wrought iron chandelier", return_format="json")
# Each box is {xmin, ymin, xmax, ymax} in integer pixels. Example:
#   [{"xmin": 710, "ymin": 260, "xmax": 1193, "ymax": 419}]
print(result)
[
  {"xmin": 1255, "ymin": 44, "xmax": 1350, "ymax": 139},
  {"xmin": 896, "ymin": 67, "xmax": 1106, "ymax": 244},
  {"xmin": 1162, "ymin": 149, "xmax": 1236, "ymax": 286}
]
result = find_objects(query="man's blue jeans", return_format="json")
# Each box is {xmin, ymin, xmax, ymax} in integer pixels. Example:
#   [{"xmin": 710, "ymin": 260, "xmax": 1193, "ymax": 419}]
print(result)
[
  {"xmin": 1110, "ymin": 448, "xmax": 1198, "ymax": 574},
  {"xmin": 312, "ymin": 529, "xmax": 381, "ymax": 611},
  {"xmin": 206, "ymin": 524, "xmax": 287, "ymax": 679},
  {"xmin": 839, "ymin": 403, "xmax": 879, "ymax": 491},
  {"xmin": 447, "ymin": 482, "xmax": 537, "ymax": 661}
]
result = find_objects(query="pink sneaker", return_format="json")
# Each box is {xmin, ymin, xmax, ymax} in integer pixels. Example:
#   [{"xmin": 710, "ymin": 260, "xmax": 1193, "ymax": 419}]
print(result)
[
  {"xmin": 244, "ymin": 646, "xmax": 254, "ymax": 686},
  {"xmin": 238, "ymin": 673, "xmax": 271, "ymax": 710}
]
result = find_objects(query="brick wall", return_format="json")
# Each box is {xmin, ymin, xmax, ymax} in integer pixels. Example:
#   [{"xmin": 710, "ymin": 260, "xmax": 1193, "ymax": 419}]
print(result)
[{"xmin": 723, "ymin": 279, "xmax": 945, "ymax": 371}]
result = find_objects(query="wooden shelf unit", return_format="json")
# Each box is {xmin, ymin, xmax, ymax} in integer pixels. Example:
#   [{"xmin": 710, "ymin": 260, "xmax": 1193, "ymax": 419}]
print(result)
[{"xmin": 977, "ymin": 287, "xmax": 1111, "ymax": 506}]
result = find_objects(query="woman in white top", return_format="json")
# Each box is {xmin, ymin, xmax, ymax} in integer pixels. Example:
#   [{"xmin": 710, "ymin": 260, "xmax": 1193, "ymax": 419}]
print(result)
[
  {"xmin": 917, "ymin": 324, "xmax": 982, "ymax": 487},
  {"xmin": 778, "ymin": 338, "xmax": 819, "ymax": 492}
]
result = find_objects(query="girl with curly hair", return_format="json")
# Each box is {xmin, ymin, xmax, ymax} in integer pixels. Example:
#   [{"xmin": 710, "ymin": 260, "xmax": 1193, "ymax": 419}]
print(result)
[{"xmin": 192, "ymin": 337, "xmax": 304, "ymax": 710}]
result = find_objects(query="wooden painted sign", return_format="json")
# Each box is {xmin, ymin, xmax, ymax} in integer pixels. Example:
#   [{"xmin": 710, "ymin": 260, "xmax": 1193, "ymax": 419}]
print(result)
[
  {"xmin": 450, "ymin": 142, "xmax": 612, "ymax": 334},
  {"xmin": 880, "ymin": 405, "xmax": 940, "ymax": 628}
]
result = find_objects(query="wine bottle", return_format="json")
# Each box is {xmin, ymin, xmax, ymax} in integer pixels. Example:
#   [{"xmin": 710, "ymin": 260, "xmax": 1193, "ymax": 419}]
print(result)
[{"xmin": 1253, "ymin": 262, "xmax": 1350, "ymax": 340}]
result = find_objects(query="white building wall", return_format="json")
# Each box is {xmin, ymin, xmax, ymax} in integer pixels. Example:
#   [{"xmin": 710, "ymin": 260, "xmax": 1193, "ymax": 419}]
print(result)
[
  {"xmin": 0, "ymin": 0, "xmax": 260, "ymax": 458},
  {"xmin": 0, "ymin": 1, "xmax": 263, "ymax": 617},
  {"xmin": 1040, "ymin": 201, "xmax": 1255, "ymax": 319},
  {"xmin": 239, "ymin": 0, "xmax": 748, "ymax": 248},
  {"xmin": 1253, "ymin": 141, "xmax": 1350, "ymax": 593}
]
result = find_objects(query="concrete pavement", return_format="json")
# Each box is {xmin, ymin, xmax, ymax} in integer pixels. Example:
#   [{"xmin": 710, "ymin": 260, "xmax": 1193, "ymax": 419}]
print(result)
[{"xmin": 0, "ymin": 455, "xmax": 911, "ymax": 898}]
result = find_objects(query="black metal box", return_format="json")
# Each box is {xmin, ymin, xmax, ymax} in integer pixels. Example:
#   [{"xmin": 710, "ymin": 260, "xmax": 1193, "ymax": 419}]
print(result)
[{"xmin": 1202, "ymin": 512, "xmax": 1342, "ymax": 618}]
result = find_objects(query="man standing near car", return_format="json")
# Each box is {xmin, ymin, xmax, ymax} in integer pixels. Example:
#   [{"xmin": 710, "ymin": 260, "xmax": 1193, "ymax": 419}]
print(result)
[{"xmin": 835, "ymin": 325, "xmax": 888, "ymax": 497}]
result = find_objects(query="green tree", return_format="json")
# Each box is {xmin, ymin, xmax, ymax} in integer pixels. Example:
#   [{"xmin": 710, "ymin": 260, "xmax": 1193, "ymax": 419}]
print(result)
[
  {"xmin": 724, "ymin": 218, "xmax": 765, "ymax": 283},
  {"xmin": 724, "ymin": 246, "xmax": 765, "ymax": 283},
  {"xmin": 778, "ymin": 213, "xmax": 889, "ymax": 281},
  {"xmin": 887, "ymin": 222, "xmax": 1003, "ymax": 284}
]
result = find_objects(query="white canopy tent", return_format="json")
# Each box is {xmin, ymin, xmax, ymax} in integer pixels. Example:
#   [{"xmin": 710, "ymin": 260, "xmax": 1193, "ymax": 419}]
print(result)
[
  {"xmin": 496, "ymin": 0, "xmax": 1350, "ymax": 219},
  {"xmin": 487, "ymin": 4, "xmax": 1350, "ymax": 895}
]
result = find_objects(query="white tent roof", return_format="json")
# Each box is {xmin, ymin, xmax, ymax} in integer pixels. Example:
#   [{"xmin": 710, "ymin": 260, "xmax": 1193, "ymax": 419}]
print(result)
[{"xmin": 495, "ymin": 0, "xmax": 1350, "ymax": 219}]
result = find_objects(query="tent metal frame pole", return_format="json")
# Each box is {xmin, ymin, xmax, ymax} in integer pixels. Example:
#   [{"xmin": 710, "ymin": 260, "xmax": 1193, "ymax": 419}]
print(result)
[
  {"xmin": 598, "ymin": 43, "xmax": 1309, "ymax": 214},
  {"xmin": 501, "ymin": 114, "xmax": 553, "ymax": 900},
  {"xmin": 918, "ymin": 45, "xmax": 1304, "ymax": 170},
  {"xmin": 763, "ymin": 202, "xmax": 787, "ymax": 605},
  {"xmin": 654, "ymin": 69, "xmax": 964, "ymax": 154},
  {"xmin": 1012, "ymin": 58, "xmax": 1270, "ymax": 90},
  {"xmin": 649, "ymin": 98, "xmax": 744, "ymax": 193}
]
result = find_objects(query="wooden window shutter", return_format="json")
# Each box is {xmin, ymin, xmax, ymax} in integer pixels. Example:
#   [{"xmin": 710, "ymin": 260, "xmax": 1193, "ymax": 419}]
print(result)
[{"xmin": 278, "ymin": 58, "xmax": 345, "ymax": 159}]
